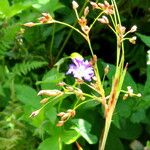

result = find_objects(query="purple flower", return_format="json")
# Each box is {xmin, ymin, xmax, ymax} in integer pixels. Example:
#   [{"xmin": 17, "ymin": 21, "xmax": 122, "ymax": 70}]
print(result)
[{"xmin": 66, "ymin": 58, "xmax": 94, "ymax": 81}]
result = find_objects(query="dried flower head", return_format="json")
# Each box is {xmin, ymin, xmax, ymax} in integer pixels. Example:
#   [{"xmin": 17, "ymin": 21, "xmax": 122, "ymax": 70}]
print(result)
[
  {"xmin": 38, "ymin": 13, "xmax": 53, "ymax": 23},
  {"xmin": 98, "ymin": 1, "xmax": 114, "ymax": 14},
  {"xmin": 78, "ymin": 17, "xmax": 87, "ymax": 27}
]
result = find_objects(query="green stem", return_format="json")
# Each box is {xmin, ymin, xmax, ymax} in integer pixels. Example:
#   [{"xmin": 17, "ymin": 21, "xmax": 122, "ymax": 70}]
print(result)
[
  {"xmin": 49, "ymin": 24, "xmax": 55, "ymax": 64},
  {"xmin": 89, "ymin": 11, "xmax": 103, "ymax": 30},
  {"xmin": 55, "ymin": 1, "xmax": 88, "ymax": 61}
]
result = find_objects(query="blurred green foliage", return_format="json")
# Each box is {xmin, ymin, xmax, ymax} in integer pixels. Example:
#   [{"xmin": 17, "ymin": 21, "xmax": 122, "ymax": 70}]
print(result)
[{"xmin": 0, "ymin": 0, "xmax": 150, "ymax": 149}]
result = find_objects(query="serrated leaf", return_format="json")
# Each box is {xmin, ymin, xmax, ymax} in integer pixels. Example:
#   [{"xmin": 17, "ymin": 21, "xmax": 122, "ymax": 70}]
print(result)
[{"xmin": 71, "ymin": 119, "xmax": 98, "ymax": 144}]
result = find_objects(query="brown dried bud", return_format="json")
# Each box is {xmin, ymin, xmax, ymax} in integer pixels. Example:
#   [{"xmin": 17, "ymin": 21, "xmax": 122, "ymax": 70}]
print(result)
[
  {"xmin": 84, "ymin": 6, "xmax": 89, "ymax": 17},
  {"xmin": 72, "ymin": 1, "xmax": 79, "ymax": 9},
  {"xmin": 38, "ymin": 13, "xmax": 53, "ymax": 23},
  {"xmin": 57, "ymin": 112, "xmax": 66, "ymax": 117},
  {"xmin": 66, "ymin": 86, "xmax": 74, "ymax": 91},
  {"xmin": 129, "ymin": 36, "xmax": 137, "ymax": 44},
  {"xmin": 23, "ymin": 22, "xmax": 35, "ymax": 27},
  {"xmin": 90, "ymin": 1, "xmax": 99, "ymax": 9},
  {"xmin": 67, "ymin": 109, "xmax": 76, "ymax": 117},
  {"xmin": 38, "ymin": 90, "xmax": 63, "ymax": 96},
  {"xmin": 61, "ymin": 113, "xmax": 69, "ymax": 121},
  {"xmin": 56, "ymin": 121, "xmax": 64, "ymax": 127},
  {"xmin": 98, "ymin": 16, "xmax": 109, "ymax": 24},
  {"xmin": 40, "ymin": 98, "xmax": 49, "ymax": 104},
  {"xmin": 81, "ymin": 25, "xmax": 90, "ymax": 34},
  {"xmin": 29, "ymin": 109, "xmax": 40, "ymax": 117},
  {"xmin": 98, "ymin": 3, "xmax": 105, "ymax": 9},
  {"xmin": 57, "ymin": 82, "xmax": 66, "ymax": 86}
]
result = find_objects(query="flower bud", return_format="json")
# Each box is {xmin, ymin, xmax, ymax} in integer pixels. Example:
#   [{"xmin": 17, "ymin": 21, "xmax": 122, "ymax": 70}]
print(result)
[
  {"xmin": 38, "ymin": 90, "xmax": 63, "ymax": 96},
  {"xmin": 81, "ymin": 25, "xmax": 90, "ymax": 34},
  {"xmin": 129, "ymin": 36, "xmax": 137, "ymax": 44},
  {"xmin": 104, "ymin": 65, "xmax": 109, "ymax": 75},
  {"xmin": 90, "ymin": 1, "xmax": 98, "ymax": 9},
  {"xmin": 137, "ymin": 93, "xmax": 142, "ymax": 97},
  {"xmin": 84, "ymin": 6, "xmax": 89, "ymax": 17},
  {"xmin": 67, "ymin": 109, "xmax": 76, "ymax": 117},
  {"xmin": 57, "ymin": 82, "xmax": 66, "ymax": 86},
  {"xmin": 40, "ymin": 98, "xmax": 49, "ymax": 104},
  {"xmin": 23, "ymin": 22, "xmax": 35, "ymax": 27},
  {"xmin": 29, "ymin": 109, "xmax": 40, "ymax": 117},
  {"xmin": 130, "ymin": 25, "xmax": 137, "ymax": 33},
  {"xmin": 98, "ymin": 16, "xmax": 109, "ymax": 24},
  {"xmin": 61, "ymin": 113, "xmax": 69, "ymax": 121},
  {"xmin": 56, "ymin": 121, "xmax": 64, "ymax": 127},
  {"xmin": 57, "ymin": 112, "xmax": 66, "ymax": 117},
  {"xmin": 72, "ymin": 1, "xmax": 79, "ymax": 9}
]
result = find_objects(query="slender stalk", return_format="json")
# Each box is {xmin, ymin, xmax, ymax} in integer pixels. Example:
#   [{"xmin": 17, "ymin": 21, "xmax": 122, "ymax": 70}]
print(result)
[{"xmin": 55, "ymin": 1, "xmax": 89, "ymax": 61}]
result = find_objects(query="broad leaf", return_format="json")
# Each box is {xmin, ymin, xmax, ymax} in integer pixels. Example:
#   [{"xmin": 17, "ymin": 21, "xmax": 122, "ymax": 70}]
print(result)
[
  {"xmin": 71, "ymin": 119, "xmax": 98, "ymax": 144},
  {"xmin": 15, "ymin": 84, "xmax": 40, "ymax": 108},
  {"xmin": 137, "ymin": 33, "xmax": 150, "ymax": 47}
]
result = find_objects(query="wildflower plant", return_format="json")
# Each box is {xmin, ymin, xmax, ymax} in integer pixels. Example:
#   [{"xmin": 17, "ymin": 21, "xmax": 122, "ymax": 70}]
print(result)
[{"xmin": 25, "ymin": 0, "xmax": 141, "ymax": 149}]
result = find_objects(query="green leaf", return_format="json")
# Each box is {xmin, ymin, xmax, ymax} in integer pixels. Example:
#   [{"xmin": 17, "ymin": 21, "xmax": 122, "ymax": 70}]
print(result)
[
  {"xmin": 106, "ymin": 132, "xmax": 124, "ymax": 150},
  {"xmin": 38, "ymin": 137, "xmax": 60, "ymax": 150},
  {"xmin": 37, "ymin": 68, "xmax": 65, "ymax": 90},
  {"xmin": 0, "ymin": 0, "xmax": 10, "ymax": 18},
  {"xmin": 45, "ymin": 105, "xmax": 57, "ymax": 125},
  {"xmin": 62, "ymin": 130, "xmax": 80, "ymax": 144},
  {"xmin": 15, "ymin": 84, "xmax": 40, "ymax": 108},
  {"xmin": 130, "ymin": 109, "xmax": 146, "ymax": 123},
  {"xmin": 33, "ymin": 0, "xmax": 64, "ymax": 15},
  {"xmin": 71, "ymin": 119, "xmax": 98, "ymax": 144},
  {"xmin": 137, "ymin": 33, "xmax": 150, "ymax": 47},
  {"xmin": 115, "ymin": 119, "xmax": 142, "ymax": 140}
]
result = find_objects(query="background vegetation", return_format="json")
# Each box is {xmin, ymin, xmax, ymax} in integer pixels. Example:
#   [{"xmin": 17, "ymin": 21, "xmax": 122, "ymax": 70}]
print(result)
[{"xmin": 0, "ymin": 0, "xmax": 150, "ymax": 149}]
